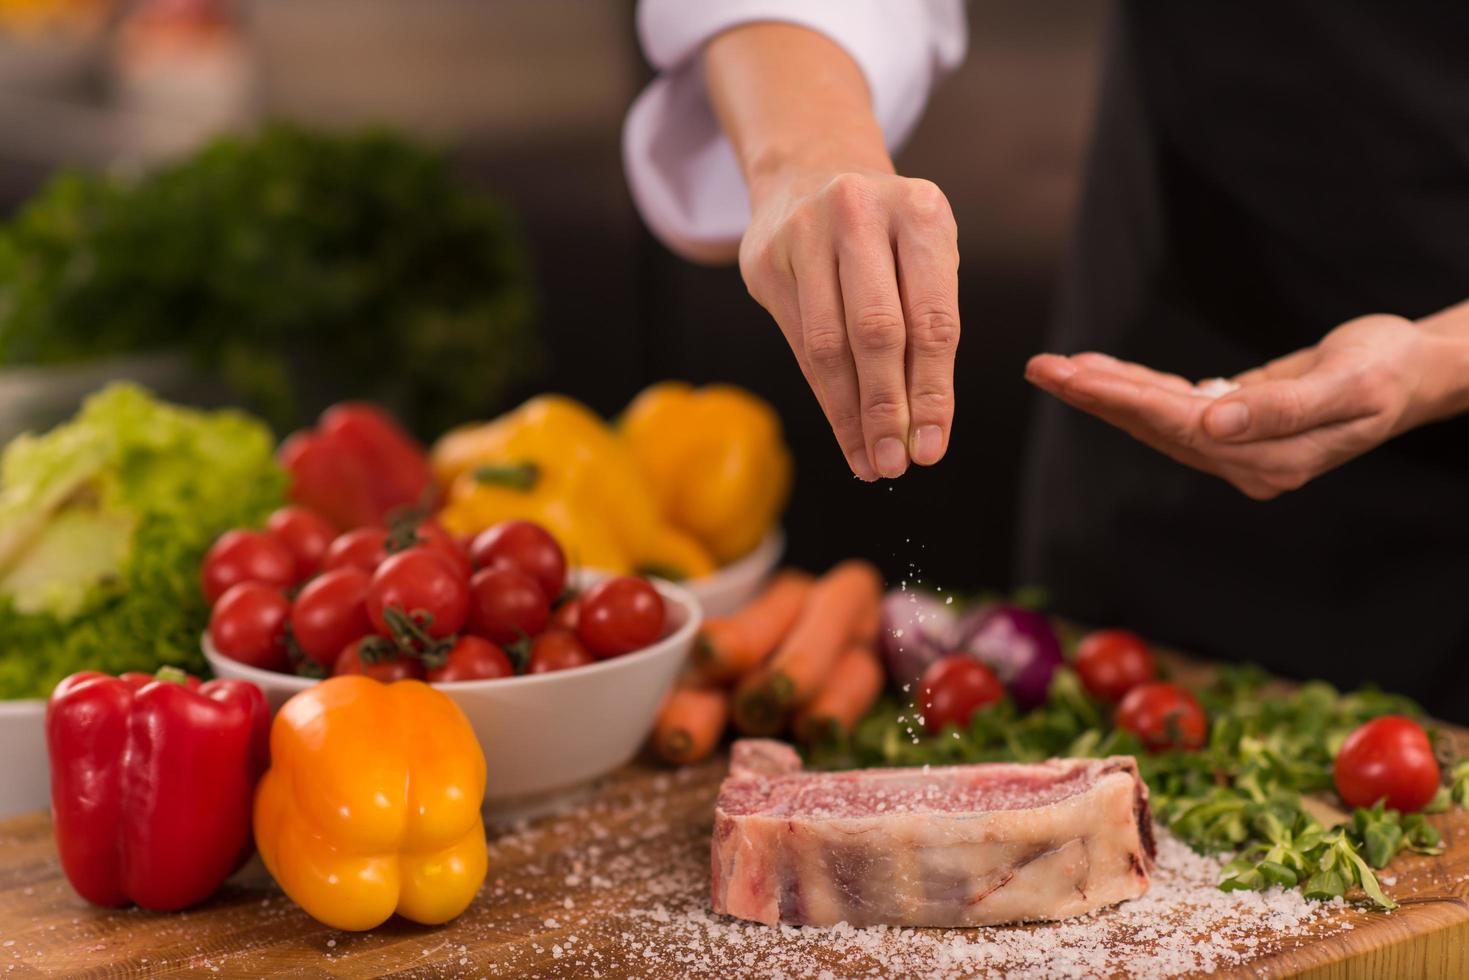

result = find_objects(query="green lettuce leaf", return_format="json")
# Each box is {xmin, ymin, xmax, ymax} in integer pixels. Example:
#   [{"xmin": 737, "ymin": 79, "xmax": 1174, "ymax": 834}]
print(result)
[{"xmin": 0, "ymin": 383, "xmax": 286, "ymax": 698}]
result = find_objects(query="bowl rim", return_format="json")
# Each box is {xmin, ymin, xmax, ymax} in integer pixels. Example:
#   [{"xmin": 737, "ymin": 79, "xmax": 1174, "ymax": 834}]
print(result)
[
  {"xmin": 686, "ymin": 527, "xmax": 783, "ymax": 595},
  {"xmin": 203, "ymin": 572, "xmax": 703, "ymax": 693}
]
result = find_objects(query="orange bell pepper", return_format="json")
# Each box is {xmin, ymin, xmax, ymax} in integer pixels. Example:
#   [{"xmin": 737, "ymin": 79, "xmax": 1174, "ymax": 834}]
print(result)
[{"xmin": 253, "ymin": 676, "xmax": 488, "ymax": 931}]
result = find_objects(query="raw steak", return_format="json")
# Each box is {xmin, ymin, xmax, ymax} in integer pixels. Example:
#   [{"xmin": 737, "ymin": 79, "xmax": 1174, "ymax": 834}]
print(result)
[{"xmin": 711, "ymin": 740, "xmax": 1155, "ymax": 927}]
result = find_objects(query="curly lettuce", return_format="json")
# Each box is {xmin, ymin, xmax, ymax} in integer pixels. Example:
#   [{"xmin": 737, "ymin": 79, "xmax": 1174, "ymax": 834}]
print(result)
[{"xmin": 0, "ymin": 383, "xmax": 285, "ymax": 698}]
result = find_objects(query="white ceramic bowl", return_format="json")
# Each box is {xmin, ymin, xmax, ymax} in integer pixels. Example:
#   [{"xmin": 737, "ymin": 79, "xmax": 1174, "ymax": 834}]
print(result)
[
  {"xmin": 0, "ymin": 699, "xmax": 48, "ymax": 818},
  {"xmin": 685, "ymin": 528, "xmax": 783, "ymax": 619},
  {"xmin": 205, "ymin": 571, "xmax": 701, "ymax": 806}
]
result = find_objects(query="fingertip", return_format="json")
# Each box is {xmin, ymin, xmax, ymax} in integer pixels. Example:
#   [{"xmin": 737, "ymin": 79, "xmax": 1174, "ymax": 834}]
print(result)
[
  {"xmin": 1204, "ymin": 400, "xmax": 1251, "ymax": 440},
  {"xmin": 873, "ymin": 437, "xmax": 909, "ymax": 479},
  {"xmin": 910, "ymin": 424, "xmax": 945, "ymax": 466},
  {"xmin": 1025, "ymin": 354, "xmax": 1077, "ymax": 384},
  {"xmin": 845, "ymin": 448, "xmax": 879, "ymax": 482}
]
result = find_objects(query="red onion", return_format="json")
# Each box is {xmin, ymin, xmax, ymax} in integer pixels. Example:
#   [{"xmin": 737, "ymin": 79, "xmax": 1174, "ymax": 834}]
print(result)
[
  {"xmin": 951, "ymin": 604, "xmax": 1063, "ymax": 710},
  {"xmin": 879, "ymin": 588, "xmax": 958, "ymax": 691}
]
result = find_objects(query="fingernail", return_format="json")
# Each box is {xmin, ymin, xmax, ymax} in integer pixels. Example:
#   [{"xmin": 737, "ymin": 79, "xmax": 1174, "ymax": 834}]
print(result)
[
  {"xmin": 874, "ymin": 437, "xmax": 908, "ymax": 478},
  {"xmin": 911, "ymin": 425, "xmax": 944, "ymax": 466},
  {"xmin": 845, "ymin": 448, "xmax": 878, "ymax": 482},
  {"xmin": 1207, "ymin": 401, "xmax": 1250, "ymax": 438}
]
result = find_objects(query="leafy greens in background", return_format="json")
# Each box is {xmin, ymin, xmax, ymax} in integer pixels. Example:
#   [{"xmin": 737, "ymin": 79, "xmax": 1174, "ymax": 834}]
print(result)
[
  {"xmin": 0, "ymin": 124, "xmax": 541, "ymax": 436},
  {"xmin": 0, "ymin": 384, "xmax": 285, "ymax": 698},
  {"xmin": 811, "ymin": 665, "xmax": 1458, "ymax": 910}
]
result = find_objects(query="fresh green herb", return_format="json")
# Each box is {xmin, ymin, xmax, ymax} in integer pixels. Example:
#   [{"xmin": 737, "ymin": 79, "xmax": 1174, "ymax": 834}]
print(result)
[
  {"xmin": 0, "ymin": 124, "xmax": 541, "ymax": 435},
  {"xmin": 810, "ymin": 664, "xmax": 1457, "ymax": 910}
]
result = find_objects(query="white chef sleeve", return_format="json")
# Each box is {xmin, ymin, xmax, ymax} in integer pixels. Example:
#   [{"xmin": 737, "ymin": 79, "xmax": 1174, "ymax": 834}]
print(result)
[{"xmin": 623, "ymin": 0, "xmax": 967, "ymax": 261}]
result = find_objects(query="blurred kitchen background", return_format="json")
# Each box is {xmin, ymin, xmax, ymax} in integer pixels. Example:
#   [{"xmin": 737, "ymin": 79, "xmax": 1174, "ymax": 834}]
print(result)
[{"xmin": 0, "ymin": 0, "xmax": 1105, "ymax": 594}]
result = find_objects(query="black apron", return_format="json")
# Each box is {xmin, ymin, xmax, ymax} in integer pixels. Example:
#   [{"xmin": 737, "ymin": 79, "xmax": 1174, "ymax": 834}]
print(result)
[{"xmin": 1018, "ymin": 3, "xmax": 1469, "ymax": 721}]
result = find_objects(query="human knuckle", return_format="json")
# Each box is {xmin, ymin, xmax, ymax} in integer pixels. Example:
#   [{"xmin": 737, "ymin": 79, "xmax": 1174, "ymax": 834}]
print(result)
[
  {"xmin": 850, "ymin": 308, "xmax": 906, "ymax": 354},
  {"xmin": 907, "ymin": 301, "xmax": 960, "ymax": 353},
  {"xmin": 905, "ymin": 179, "xmax": 955, "ymax": 227},
  {"xmin": 824, "ymin": 173, "xmax": 880, "ymax": 223},
  {"xmin": 1350, "ymin": 365, "xmax": 1397, "ymax": 415},
  {"xmin": 803, "ymin": 325, "xmax": 849, "ymax": 371},
  {"xmin": 862, "ymin": 394, "xmax": 906, "ymax": 426},
  {"xmin": 909, "ymin": 387, "xmax": 954, "ymax": 418}
]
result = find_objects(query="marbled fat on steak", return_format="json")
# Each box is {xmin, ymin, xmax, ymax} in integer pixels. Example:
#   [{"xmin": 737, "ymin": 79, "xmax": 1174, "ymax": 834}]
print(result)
[{"xmin": 711, "ymin": 740, "xmax": 1156, "ymax": 927}]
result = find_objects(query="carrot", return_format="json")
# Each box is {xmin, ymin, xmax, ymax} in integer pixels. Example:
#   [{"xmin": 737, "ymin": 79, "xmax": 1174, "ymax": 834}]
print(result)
[
  {"xmin": 654, "ymin": 685, "xmax": 730, "ymax": 765},
  {"xmin": 793, "ymin": 645, "xmax": 884, "ymax": 745},
  {"xmin": 733, "ymin": 559, "xmax": 882, "ymax": 735},
  {"xmin": 693, "ymin": 570, "xmax": 814, "ymax": 684},
  {"xmin": 850, "ymin": 588, "xmax": 881, "ymax": 647}
]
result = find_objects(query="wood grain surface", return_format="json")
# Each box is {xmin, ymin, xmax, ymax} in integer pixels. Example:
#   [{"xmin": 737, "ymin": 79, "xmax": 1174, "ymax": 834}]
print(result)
[{"xmin": 0, "ymin": 715, "xmax": 1466, "ymax": 977}]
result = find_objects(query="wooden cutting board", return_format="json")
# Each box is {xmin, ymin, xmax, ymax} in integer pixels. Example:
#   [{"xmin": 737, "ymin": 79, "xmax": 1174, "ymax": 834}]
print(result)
[{"xmin": 0, "ymin": 745, "xmax": 1466, "ymax": 979}]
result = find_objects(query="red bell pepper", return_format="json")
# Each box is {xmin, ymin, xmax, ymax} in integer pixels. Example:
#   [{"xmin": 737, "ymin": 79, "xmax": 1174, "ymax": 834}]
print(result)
[
  {"xmin": 279, "ymin": 402, "xmax": 436, "ymax": 530},
  {"xmin": 45, "ymin": 668, "xmax": 269, "ymax": 911}
]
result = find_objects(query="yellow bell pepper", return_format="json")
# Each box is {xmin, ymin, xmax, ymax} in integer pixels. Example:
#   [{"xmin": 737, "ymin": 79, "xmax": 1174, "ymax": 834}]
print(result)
[
  {"xmin": 253, "ymin": 677, "xmax": 488, "ymax": 931},
  {"xmin": 432, "ymin": 395, "xmax": 715, "ymax": 579},
  {"xmin": 620, "ymin": 382, "xmax": 791, "ymax": 564}
]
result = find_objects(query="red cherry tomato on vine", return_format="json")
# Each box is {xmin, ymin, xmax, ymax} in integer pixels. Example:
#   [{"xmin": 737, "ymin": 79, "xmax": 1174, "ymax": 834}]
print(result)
[
  {"xmin": 528, "ymin": 630, "xmax": 596, "ymax": 674},
  {"xmin": 209, "ymin": 582, "xmax": 290, "ymax": 672},
  {"xmin": 265, "ymin": 506, "xmax": 337, "ymax": 581},
  {"xmin": 290, "ymin": 567, "xmax": 371, "ymax": 668},
  {"xmin": 366, "ymin": 547, "xmax": 469, "ymax": 639},
  {"xmin": 322, "ymin": 527, "xmax": 389, "ymax": 574},
  {"xmin": 412, "ymin": 519, "xmax": 473, "ymax": 581},
  {"xmin": 1116, "ymin": 682, "xmax": 1208, "ymax": 751},
  {"xmin": 1333, "ymin": 716, "xmax": 1440, "ymax": 813},
  {"xmin": 551, "ymin": 596, "xmax": 581, "ymax": 633},
  {"xmin": 333, "ymin": 637, "xmax": 425, "ymax": 682},
  {"xmin": 427, "ymin": 636, "xmax": 515, "ymax": 683},
  {"xmin": 201, "ymin": 529, "xmax": 295, "ymax": 604},
  {"xmin": 577, "ymin": 577, "xmax": 665, "ymax": 658},
  {"xmin": 919, "ymin": 655, "xmax": 1004, "ymax": 735},
  {"xmin": 1075, "ymin": 629, "xmax": 1156, "ymax": 702},
  {"xmin": 467, "ymin": 566, "xmax": 550, "ymax": 644},
  {"xmin": 470, "ymin": 520, "xmax": 567, "ymax": 600}
]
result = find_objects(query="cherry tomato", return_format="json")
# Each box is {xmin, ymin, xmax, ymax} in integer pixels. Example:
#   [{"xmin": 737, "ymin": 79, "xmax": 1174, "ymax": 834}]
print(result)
[
  {"xmin": 209, "ymin": 582, "xmax": 290, "ymax": 672},
  {"xmin": 427, "ymin": 636, "xmax": 515, "ymax": 683},
  {"xmin": 333, "ymin": 637, "xmax": 425, "ymax": 682},
  {"xmin": 470, "ymin": 520, "xmax": 566, "ymax": 600},
  {"xmin": 577, "ymin": 576, "xmax": 665, "ymax": 658},
  {"xmin": 918, "ymin": 655, "xmax": 1004, "ymax": 735},
  {"xmin": 1075, "ymin": 629, "xmax": 1156, "ymax": 702},
  {"xmin": 366, "ymin": 547, "xmax": 470, "ymax": 639},
  {"xmin": 322, "ymin": 527, "xmax": 389, "ymax": 574},
  {"xmin": 528, "ymin": 629, "xmax": 596, "ymax": 674},
  {"xmin": 201, "ymin": 529, "xmax": 295, "ymax": 604},
  {"xmin": 265, "ymin": 505, "xmax": 337, "ymax": 581},
  {"xmin": 412, "ymin": 519, "xmax": 473, "ymax": 581},
  {"xmin": 467, "ymin": 566, "xmax": 550, "ymax": 644},
  {"xmin": 1116, "ymin": 682, "xmax": 1208, "ymax": 751},
  {"xmin": 290, "ymin": 567, "xmax": 371, "ymax": 668},
  {"xmin": 551, "ymin": 595, "xmax": 581, "ymax": 633},
  {"xmin": 1334, "ymin": 716, "xmax": 1441, "ymax": 813}
]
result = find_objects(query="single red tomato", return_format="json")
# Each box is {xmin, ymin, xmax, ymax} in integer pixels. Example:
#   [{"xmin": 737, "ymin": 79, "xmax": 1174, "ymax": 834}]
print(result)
[
  {"xmin": 1116, "ymin": 682, "xmax": 1208, "ymax": 751},
  {"xmin": 467, "ymin": 566, "xmax": 550, "ymax": 644},
  {"xmin": 201, "ymin": 529, "xmax": 295, "ymax": 604},
  {"xmin": 277, "ymin": 429, "xmax": 382, "ymax": 531},
  {"xmin": 551, "ymin": 595, "xmax": 581, "ymax": 633},
  {"xmin": 918, "ymin": 655, "xmax": 1004, "ymax": 735},
  {"xmin": 366, "ymin": 547, "xmax": 470, "ymax": 639},
  {"xmin": 333, "ymin": 637, "xmax": 425, "ymax": 682},
  {"xmin": 470, "ymin": 520, "xmax": 566, "ymax": 600},
  {"xmin": 577, "ymin": 577, "xmax": 665, "ymax": 658},
  {"xmin": 209, "ymin": 582, "xmax": 290, "ymax": 672},
  {"xmin": 265, "ymin": 505, "xmax": 337, "ymax": 581},
  {"xmin": 411, "ymin": 519, "xmax": 473, "ymax": 581},
  {"xmin": 290, "ymin": 567, "xmax": 372, "ymax": 668},
  {"xmin": 1075, "ymin": 629, "xmax": 1156, "ymax": 702},
  {"xmin": 427, "ymin": 636, "xmax": 515, "ymax": 683},
  {"xmin": 1334, "ymin": 716, "xmax": 1441, "ymax": 813},
  {"xmin": 527, "ymin": 630, "xmax": 596, "ymax": 674},
  {"xmin": 322, "ymin": 527, "xmax": 389, "ymax": 574}
]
